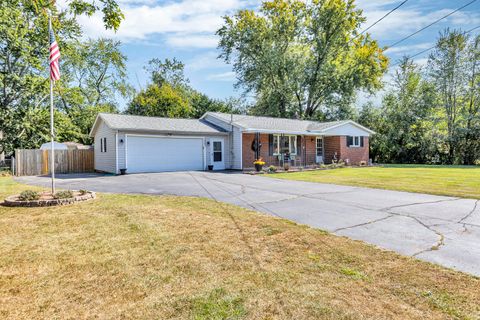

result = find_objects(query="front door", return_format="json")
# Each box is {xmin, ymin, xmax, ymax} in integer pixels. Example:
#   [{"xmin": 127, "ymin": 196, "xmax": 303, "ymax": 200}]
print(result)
[
  {"xmin": 316, "ymin": 137, "xmax": 324, "ymax": 163},
  {"xmin": 211, "ymin": 139, "xmax": 225, "ymax": 170}
]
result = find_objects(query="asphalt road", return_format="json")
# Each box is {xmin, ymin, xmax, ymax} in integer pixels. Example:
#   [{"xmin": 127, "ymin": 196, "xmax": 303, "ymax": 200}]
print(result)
[{"xmin": 16, "ymin": 171, "xmax": 480, "ymax": 276}]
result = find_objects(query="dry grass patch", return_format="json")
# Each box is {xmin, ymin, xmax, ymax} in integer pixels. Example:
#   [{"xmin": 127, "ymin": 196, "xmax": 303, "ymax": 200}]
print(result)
[{"xmin": 0, "ymin": 177, "xmax": 479, "ymax": 319}]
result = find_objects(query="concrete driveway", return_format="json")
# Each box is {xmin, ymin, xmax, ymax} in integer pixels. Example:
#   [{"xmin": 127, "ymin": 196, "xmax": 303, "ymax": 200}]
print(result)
[{"xmin": 16, "ymin": 171, "xmax": 480, "ymax": 276}]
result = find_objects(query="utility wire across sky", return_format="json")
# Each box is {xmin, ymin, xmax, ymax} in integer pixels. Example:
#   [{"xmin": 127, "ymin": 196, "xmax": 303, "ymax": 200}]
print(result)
[
  {"xmin": 385, "ymin": 0, "xmax": 478, "ymax": 50},
  {"xmin": 391, "ymin": 25, "xmax": 480, "ymax": 67},
  {"xmin": 353, "ymin": 0, "xmax": 409, "ymax": 41}
]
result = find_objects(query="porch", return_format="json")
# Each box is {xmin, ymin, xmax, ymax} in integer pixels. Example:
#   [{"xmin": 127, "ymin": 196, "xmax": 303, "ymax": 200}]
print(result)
[{"xmin": 242, "ymin": 133, "xmax": 369, "ymax": 170}]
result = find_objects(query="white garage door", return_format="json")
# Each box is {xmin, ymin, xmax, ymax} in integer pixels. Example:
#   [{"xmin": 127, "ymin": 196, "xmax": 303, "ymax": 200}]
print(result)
[{"xmin": 127, "ymin": 136, "xmax": 204, "ymax": 173}]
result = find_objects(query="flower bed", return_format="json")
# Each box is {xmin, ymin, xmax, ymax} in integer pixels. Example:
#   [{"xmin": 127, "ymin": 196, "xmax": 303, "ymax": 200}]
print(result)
[{"xmin": 3, "ymin": 190, "xmax": 96, "ymax": 207}]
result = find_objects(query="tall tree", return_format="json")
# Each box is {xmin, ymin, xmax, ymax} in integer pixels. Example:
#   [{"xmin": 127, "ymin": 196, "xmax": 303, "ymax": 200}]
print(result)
[
  {"xmin": 217, "ymin": 0, "xmax": 388, "ymax": 119},
  {"xmin": 0, "ymin": 0, "xmax": 80, "ymax": 154},
  {"xmin": 61, "ymin": 38, "xmax": 129, "ymax": 109},
  {"xmin": 127, "ymin": 84, "xmax": 191, "ymax": 118},
  {"xmin": 428, "ymin": 30, "xmax": 469, "ymax": 164},
  {"xmin": 462, "ymin": 35, "xmax": 480, "ymax": 164},
  {"xmin": 127, "ymin": 58, "xmax": 239, "ymax": 118}
]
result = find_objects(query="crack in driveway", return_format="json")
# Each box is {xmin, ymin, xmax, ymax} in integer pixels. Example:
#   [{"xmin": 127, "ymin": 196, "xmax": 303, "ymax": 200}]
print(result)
[{"xmin": 333, "ymin": 215, "xmax": 394, "ymax": 232}]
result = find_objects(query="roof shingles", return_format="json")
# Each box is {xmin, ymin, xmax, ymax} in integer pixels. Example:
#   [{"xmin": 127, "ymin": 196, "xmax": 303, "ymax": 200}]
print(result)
[
  {"xmin": 205, "ymin": 112, "xmax": 350, "ymax": 133},
  {"xmin": 98, "ymin": 113, "xmax": 226, "ymax": 134}
]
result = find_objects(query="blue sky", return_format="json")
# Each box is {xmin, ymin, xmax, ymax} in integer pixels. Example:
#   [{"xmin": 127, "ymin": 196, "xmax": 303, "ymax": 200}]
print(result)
[{"xmin": 70, "ymin": 0, "xmax": 480, "ymax": 109}]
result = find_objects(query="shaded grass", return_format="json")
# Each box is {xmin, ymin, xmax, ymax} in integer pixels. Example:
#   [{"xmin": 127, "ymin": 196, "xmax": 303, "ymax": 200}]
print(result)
[
  {"xmin": 0, "ymin": 177, "xmax": 479, "ymax": 319},
  {"xmin": 271, "ymin": 164, "xmax": 480, "ymax": 199}
]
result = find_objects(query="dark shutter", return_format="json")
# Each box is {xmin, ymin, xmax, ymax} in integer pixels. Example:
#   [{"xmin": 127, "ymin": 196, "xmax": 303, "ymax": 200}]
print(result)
[
  {"xmin": 100, "ymin": 138, "xmax": 103, "ymax": 152},
  {"xmin": 296, "ymin": 136, "xmax": 301, "ymax": 155},
  {"xmin": 269, "ymin": 134, "xmax": 273, "ymax": 156},
  {"xmin": 104, "ymin": 138, "xmax": 107, "ymax": 152},
  {"xmin": 346, "ymin": 136, "xmax": 352, "ymax": 147},
  {"xmin": 360, "ymin": 136, "xmax": 364, "ymax": 147}
]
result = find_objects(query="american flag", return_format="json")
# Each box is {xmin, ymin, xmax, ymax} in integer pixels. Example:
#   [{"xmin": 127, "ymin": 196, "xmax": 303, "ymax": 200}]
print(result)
[{"xmin": 49, "ymin": 24, "xmax": 60, "ymax": 81}]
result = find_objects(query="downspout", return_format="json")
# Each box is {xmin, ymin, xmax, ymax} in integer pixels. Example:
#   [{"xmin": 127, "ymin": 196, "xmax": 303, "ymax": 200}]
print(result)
[
  {"xmin": 115, "ymin": 130, "xmax": 118, "ymax": 174},
  {"xmin": 230, "ymin": 113, "xmax": 234, "ymax": 169}
]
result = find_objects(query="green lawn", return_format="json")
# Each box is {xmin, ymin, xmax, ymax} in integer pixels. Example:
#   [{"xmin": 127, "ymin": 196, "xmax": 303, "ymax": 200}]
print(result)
[
  {"xmin": 272, "ymin": 164, "xmax": 480, "ymax": 199},
  {"xmin": 1, "ymin": 176, "xmax": 479, "ymax": 319}
]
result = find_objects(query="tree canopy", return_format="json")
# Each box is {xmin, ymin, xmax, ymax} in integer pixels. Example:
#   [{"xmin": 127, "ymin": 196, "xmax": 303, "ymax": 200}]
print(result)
[
  {"xmin": 125, "ymin": 58, "xmax": 243, "ymax": 119},
  {"xmin": 217, "ymin": 0, "xmax": 389, "ymax": 119},
  {"xmin": 358, "ymin": 31, "xmax": 480, "ymax": 165}
]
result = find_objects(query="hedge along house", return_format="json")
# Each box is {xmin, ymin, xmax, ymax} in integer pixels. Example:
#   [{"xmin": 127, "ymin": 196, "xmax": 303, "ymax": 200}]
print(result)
[{"xmin": 89, "ymin": 112, "xmax": 374, "ymax": 174}]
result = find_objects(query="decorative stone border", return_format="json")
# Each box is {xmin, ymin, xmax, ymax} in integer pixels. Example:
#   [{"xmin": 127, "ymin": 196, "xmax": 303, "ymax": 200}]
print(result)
[{"xmin": 3, "ymin": 191, "xmax": 96, "ymax": 207}]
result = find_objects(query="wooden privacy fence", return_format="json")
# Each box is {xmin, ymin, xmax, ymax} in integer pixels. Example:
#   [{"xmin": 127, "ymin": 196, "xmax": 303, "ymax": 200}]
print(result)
[{"xmin": 14, "ymin": 149, "xmax": 94, "ymax": 176}]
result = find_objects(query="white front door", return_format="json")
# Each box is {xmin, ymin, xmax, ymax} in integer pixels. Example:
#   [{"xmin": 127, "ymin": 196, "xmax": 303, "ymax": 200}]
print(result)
[
  {"xmin": 316, "ymin": 137, "xmax": 324, "ymax": 163},
  {"xmin": 211, "ymin": 138, "xmax": 225, "ymax": 170}
]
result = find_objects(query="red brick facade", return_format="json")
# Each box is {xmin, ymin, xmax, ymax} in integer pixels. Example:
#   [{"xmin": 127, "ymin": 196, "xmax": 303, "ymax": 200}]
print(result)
[
  {"xmin": 242, "ymin": 133, "xmax": 369, "ymax": 169},
  {"xmin": 324, "ymin": 136, "xmax": 369, "ymax": 165}
]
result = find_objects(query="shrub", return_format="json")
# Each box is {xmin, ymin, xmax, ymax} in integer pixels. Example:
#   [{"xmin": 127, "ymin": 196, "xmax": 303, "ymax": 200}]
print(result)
[
  {"xmin": 284, "ymin": 164, "xmax": 290, "ymax": 171},
  {"xmin": 0, "ymin": 170, "xmax": 11, "ymax": 177},
  {"xmin": 475, "ymin": 159, "xmax": 480, "ymax": 166},
  {"xmin": 18, "ymin": 190, "xmax": 40, "ymax": 201},
  {"xmin": 79, "ymin": 189, "xmax": 88, "ymax": 195},
  {"xmin": 267, "ymin": 165, "xmax": 277, "ymax": 173},
  {"xmin": 54, "ymin": 190, "xmax": 74, "ymax": 199}
]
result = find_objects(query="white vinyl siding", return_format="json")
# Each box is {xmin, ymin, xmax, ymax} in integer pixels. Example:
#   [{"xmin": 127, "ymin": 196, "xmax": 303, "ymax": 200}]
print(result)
[
  {"xmin": 231, "ymin": 127, "xmax": 242, "ymax": 170},
  {"xmin": 94, "ymin": 121, "xmax": 117, "ymax": 173},
  {"xmin": 118, "ymin": 132, "xmax": 126, "ymax": 170},
  {"xmin": 203, "ymin": 114, "xmax": 241, "ymax": 170},
  {"xmin": 322, "ymin": 123, "xmax": 372, "ymax": 137}
]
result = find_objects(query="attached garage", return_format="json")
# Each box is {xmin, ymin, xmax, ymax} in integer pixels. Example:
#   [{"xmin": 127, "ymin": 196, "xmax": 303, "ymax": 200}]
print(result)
[
  {"xmin": 126, "ymin": 135, "xmax": 204, "ymax": 173},
  {"xmin": 89, "ymin": 113, "xmax": 229, "ymax": 174}
]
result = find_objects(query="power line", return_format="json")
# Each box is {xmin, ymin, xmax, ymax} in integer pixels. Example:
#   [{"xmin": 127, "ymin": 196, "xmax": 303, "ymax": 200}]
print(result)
[
  {"xmin": 353, "ymin": 0, "xmax": 409, "ymax": 40},
  {"xmin": 385, "ymin": 0, "xmax": 478, "ymax": 50},
  {"xmin": 391, "ymin": 25, "xmax": 480, "ymax": 67}
]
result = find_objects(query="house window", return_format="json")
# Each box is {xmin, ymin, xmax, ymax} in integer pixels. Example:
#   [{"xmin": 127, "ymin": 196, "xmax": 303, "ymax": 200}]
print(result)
[
  {"xmin": 273, "ymin": 135, "xmax": 297, "ymax": 155},
  {"xmin": 347, "ymin": 136, "xmax": 362, "ymax": 147},
  {"xmin": 316, "ymin": 137, "xmax": 323, "ymax": 156},
  {"xmin": 100, "ymin": 137, "xmax": 107, "ymax": 152},
  {"xmin": 213, "ymin": 141, "xmax": 222, "ymax": 162}
]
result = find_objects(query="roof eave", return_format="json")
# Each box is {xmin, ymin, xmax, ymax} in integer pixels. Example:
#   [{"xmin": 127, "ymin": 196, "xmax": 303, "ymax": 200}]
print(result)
[
  {"xmin": 243, "ymin": 128, "xmax": 321, "ymax": 135},
  {"xmin": 118, "ymin": 128, "xmax": 229, "ymax": 135},
  {"xmin": 201, "ymin": 112, "xmax": 247, "ymax": 130},
  {"xmin": 316, "ymin": 120, "xmax": 376, "ymax": 135}
]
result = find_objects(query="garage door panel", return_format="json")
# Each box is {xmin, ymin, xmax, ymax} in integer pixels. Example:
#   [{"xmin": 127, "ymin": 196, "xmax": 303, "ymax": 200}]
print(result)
[{"xmin": 127, "ymin": 136, "xmax": 204, "ymax": 173}]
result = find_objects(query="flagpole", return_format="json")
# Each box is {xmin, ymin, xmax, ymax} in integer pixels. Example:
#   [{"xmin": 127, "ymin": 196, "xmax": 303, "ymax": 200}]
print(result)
[{"xmin": 49, "ymin": 14, "xmax": 55, "ymax": 194}]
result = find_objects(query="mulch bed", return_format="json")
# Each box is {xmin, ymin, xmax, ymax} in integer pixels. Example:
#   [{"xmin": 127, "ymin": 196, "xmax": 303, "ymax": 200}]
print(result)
[{"xmin": 3, "ymin": 191, "xmax": 96, "ymax": 207}]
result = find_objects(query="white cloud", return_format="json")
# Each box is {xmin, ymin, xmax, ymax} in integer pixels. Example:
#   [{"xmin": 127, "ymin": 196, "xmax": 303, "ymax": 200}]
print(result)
[
  {"xmin": 386, "ymin": 42, "xmax": 433, "ymax": 54},
  {"xmin": 206, "ymin": 71, "xmax": 236, "ymax": 81},
  {"xmin": 165, "ymin": 34, "xmax": 219, "ymax": 48},
  {"xmin": 76, "ymin": 0, "xmax": 257, "ymax": 46},
  {"xmin": 186, "ymin": 51, "xmax": 226, "ymax": 71}
]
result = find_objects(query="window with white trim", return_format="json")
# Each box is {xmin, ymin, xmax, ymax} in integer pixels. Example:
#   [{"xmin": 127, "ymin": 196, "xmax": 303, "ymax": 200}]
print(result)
[
  {"xmin": 273, "ymin": 135, "xmax": 297, "ymax": 155},
  {"xmin": 316, "ymin": 137, "xmax": 323, "ymax": 156},
  {"xmin": 100, "ymin": 137, "xmax": 107, "ymax": 152},
  {"xmin": 347, "ymin": 136, "xmax": 362, "ymax": 147}
]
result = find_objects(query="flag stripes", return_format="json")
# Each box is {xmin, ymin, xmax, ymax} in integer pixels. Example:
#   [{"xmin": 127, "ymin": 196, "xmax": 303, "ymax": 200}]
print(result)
[{"xmin": 49, "ymin": 26, "xmax": 60, "ymax": 81}]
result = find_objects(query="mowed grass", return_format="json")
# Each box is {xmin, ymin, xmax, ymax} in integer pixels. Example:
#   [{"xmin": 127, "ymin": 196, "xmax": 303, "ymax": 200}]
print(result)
[
  {"xmin": 0, "ymin": 177, "xmax": 479, "ymax": 319},
  {"xmin": 272, "ymin": 164, "xmax": 480, "ymax": 199}
]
